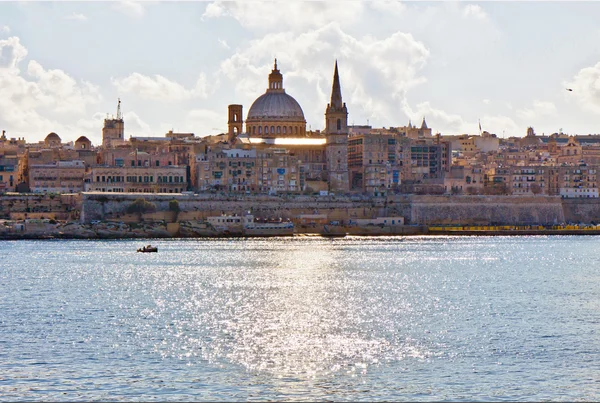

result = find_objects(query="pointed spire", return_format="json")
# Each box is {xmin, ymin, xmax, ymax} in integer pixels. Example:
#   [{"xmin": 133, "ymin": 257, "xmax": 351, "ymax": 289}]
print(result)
[
  {"xmin": 274, "ymin": 58, "xmax": 278, "ymax": 71},
  {"xmin": 330, "ymin": 60, "xmax": 343, "ymax": 109},
  {"xmin": 421, "ymin": 117, "xmax": 428, "ymax": 129}
]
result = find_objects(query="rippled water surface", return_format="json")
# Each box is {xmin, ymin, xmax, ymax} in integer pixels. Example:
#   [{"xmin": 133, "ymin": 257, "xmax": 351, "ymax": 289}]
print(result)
[{"xmin": 1, "ymin": 236, "xmax": 600, "ymax": 401}]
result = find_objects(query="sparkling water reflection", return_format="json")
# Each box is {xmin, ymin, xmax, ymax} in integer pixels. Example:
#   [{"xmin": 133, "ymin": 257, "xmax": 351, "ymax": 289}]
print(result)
[{"xmin": 1, "ymin": 236, "xmax": 600, "ymax": 401}]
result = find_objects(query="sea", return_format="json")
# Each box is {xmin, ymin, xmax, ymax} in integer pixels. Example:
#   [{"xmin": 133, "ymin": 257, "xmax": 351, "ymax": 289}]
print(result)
[{"xmin": 1, "ymin": 236, "xmax": 599, "ymax": 401}]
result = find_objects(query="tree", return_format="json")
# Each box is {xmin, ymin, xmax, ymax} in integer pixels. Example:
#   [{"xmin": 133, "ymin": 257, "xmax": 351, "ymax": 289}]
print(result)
[
  {"xmin": 126, "ymin": 198, "xmax": 156, "ymax": 221},
  {"xmin": 530, "ymin": 183, "xmax": 542, "ymax": 195},
  {"xmin": 169, "ymin": 199, "xmax": 181, "ymax": 222}
]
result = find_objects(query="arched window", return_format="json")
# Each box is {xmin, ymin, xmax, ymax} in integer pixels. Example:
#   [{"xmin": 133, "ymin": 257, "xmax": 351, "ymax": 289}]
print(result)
[
  {"xmin": 295, "ymin": 127, "xmax": 298, "ymax": 134},
  {"xmin": 265, "ymin": 126, "xmax": 268, "ymax": 134},
  {"xmin": 271, "ymin": 126, "xmax": 275, "ymax": 133},
  {"xmin": 252, "ymin": 126, "xmax": 256, "ymax": 135},
  {"xmin": 277, "ymin": 126, "xmax": 281, "ymax": 134},
  {"xmin": 234, "ymin": 113, "xmax": 238, "ymax": 121},
  {"xmin": 258, "ymin": 126, "xmax": 262, "ymax": 134},
  {"xmin": 283, "ymin": 127, "xmax": 287, "ymax": 134},
  {"xmin": 337, "ymin": 119, "xmax": 341, "ymax": 131}
]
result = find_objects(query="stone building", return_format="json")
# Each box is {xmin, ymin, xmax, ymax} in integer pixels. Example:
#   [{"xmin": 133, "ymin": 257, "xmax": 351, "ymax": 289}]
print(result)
[
  {"xmin": 29, "ymin": 160, "xmax": 86, "ymax": 193},
  {"xmin": 84, "ymin": 164, "xmax": 187, "ymax": 194},
  {"xmin": 194, "ymin": 147, "xmax": 304, "ymax": 194}
]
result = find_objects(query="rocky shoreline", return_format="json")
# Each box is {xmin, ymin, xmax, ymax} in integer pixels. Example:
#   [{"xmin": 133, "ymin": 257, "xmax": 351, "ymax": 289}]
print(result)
[{"xmin": 1, "ymin": 219, "xmax": 600, "ymax": 240}]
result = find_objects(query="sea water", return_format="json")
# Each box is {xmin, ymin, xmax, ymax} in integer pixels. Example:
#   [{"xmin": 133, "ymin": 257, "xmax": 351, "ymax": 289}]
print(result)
[{"xmin": 1, "ymin": 236, "xmax": 599, "ymax": 401}]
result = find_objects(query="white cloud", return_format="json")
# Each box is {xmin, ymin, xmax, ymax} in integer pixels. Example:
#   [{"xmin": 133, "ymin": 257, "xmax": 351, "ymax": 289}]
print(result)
[
  {"xmin": 65, "ymin": 12, "xmax": 88, "ymax": 22},
  {"xmin": 0, "ymin": 36, "xmax": 28, "ymax": 71},
  {"xmin": 516, "ymin": 100, "xmax": 557, "ymax": 120},
  {"xmin": 1, "ymin": 26, "xmax": 9, "ymax": 34},
  {"xmin": 202, "ymin": 1, "xmax": 365, "ymax": 32},
  {"xmin": 463, "ymin": 4, "xmax": 488, "ymax": 20},
  {"xmin": 218, "ymin": 38, "xmax": 230, "ymax": 50},
  {"xmin": 368, "ymin": 0, "xmax": 406, "ymax": 16},
  {"xmin": 0, "ymin": 36, "xmax": 103, "ymax": 142},
  {"xmin": 565, "ymin": 61, "xmax": 600, "ymax": 114},
  {"xmin": 186, "ymin": 109, "xmax": 226, "ymax": 136},
  {"xmin": 483, "ymin": 99, "xmax": 491, "ymax": 105},
  {"xmin": 111, "ymin": 72, "xmax": 214, "ymax": 101},
  {"xmin": 480, "ymin": 115, "xmax": 521, "ymax": 137},
  {"xmin": 113, "ymin": 1, "xmax": 146, "ymax": 18},
  {"xmin": 219, "ymin": 22, "xmax": 429, "ymax": 128},
  {"xmin": 123, "ymin": 111, "xmax": 151, "ymax": 134},
  {"xmin": 402, "ymin": 100, "xmax": 464, "ymax": 134}
]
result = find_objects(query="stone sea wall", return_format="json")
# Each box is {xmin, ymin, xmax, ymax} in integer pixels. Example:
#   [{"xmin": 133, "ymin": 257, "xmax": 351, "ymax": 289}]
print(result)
[
  {"xmin": 80, "ymin": 193, "xmax": 571, "ymax": 226},
  {"xmin": 410, "ymin": 195, "xmax": 566, "ymax": 225}
]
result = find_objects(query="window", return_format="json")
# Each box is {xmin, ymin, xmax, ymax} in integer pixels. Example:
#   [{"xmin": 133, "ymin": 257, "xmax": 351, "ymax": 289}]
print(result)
[
  {"xmin": 156, "ymin": 161, "xmax": 160, "ymax": 167},
  {"xmin": 337, "ymin": 119, "xmax": 341, "ymax": 131}
]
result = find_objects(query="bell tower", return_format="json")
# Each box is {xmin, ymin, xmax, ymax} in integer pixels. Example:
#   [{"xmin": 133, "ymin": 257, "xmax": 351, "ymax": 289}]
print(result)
[
  {"xmin": 325, "ymin": 61, "xmax": 349, "ymax": 192},
  {"xmin": 102, "ymin": 98, "xmax": 125, "ymax": 148},
  {"xmin": 228, "ymin": 104, "xmax": 243, "ymax": 144}
]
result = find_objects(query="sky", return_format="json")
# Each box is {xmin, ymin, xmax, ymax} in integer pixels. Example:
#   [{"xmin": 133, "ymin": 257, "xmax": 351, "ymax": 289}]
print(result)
[{"xmin": 1, "ymin": 1, "xmax": 600, "ymax": 145}]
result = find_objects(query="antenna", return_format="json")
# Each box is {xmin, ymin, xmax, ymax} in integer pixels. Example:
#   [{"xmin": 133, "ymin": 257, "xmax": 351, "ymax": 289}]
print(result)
[{"xmin": 116, "ymin": 98, "xmax": 122, "ymax": 120}]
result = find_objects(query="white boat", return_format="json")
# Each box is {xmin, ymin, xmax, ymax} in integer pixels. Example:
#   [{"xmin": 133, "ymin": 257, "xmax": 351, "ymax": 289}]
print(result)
[
  {"xmin": 243, "ymin": 217, "xmax": 294, "ymax": 237},
  {"xmin": 206, "ymin": 213, "xmax": 294, "ymax": 237}
]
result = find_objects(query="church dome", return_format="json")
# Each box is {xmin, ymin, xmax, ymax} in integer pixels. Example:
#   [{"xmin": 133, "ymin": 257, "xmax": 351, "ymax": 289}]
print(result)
[
  {"xmin": 247, "ymin": 92, "xmax": 305, "ymax": 122},
  {"xmin": 45, "ymin": 132, "xmax": 61, "ymax": 141},
  {"xmin": 245, "ymin": 60, "xmax": 307, "ymax": 137}
]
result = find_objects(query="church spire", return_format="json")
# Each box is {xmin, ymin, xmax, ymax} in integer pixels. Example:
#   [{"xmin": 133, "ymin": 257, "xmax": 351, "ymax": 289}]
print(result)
[{"xmin": 330, "ymin": 60, "xmax": 343, "ymax": 109}]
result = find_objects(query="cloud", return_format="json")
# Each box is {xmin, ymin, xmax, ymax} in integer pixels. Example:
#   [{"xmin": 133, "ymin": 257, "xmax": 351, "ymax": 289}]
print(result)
[
  {"xmin": 202, "ymin": 1, "xmax": 365, "ymax": 32},
  {"xmin": 0, "ymin": 36, "xmax": 103, "ymax": 142},
  {"xmin": 65, "ymin": 12, "xmax": 88, "ymax": 22},
  {"xmin": 368, "ymin": 0, "xmax": 406, "ymax": 16},
  {"xmin": 0, "ymin": 36, "xmax": 28, "ymax": 71},
  {"xmin": 186, "ymin": 109, "xmax": 226, "ymax": 136},
  {"xmin": 1, "ymin": 26, "xmax": 9, "ymax": 34},
  {"xmin": 219, "ymin": 22, "xmax": 429, "ymax": 128},
  {"xmin": 516, "ymin": 100, "xmax": 557, "ymax": 120},
  {"xmin": 218, "ymin": 38, "xmax": 230, "ymax": 50},
  {"xmin": 565, "ymin": 61, "xmax": 600, "ymax": 114},
  {"xmin": 111, "ymin": 72, "xmax": 214, "ymax": 101},
  {"xmin": 402, "ymin": 100, "xmax": 464, "ymax": 133},
  {"xmin": 123, "ymin": 111, "xmax": 151, "ymax": 134},
  {"xmin": 463, "ymin": 4, "xmax": 488, "ymax": 20},
  {"xmin": 113, "ymin": 1, "xmax": 146, "ymax": 18}
]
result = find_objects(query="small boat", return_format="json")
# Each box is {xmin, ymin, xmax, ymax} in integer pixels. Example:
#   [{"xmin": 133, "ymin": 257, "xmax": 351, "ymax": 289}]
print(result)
[{"xmin": 137, "ymin": 245, "xmax": 158, "ymax": 253}]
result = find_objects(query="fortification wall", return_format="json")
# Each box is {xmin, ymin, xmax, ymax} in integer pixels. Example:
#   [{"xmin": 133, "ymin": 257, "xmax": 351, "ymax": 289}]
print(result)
[
  {"xmin": 80, "ymin": 193, "xmax": 571, "ymax": 226},
  {"xmin": 562, "ymin": 198, "xmax": 600, "ymax": 223},
  {"xmin": 410, "ymin": 195, "xmax": 565, "ymax": 225},
  {"xmin": 80, "ymin": 193, "xmax": 394, "ymax": 224}
]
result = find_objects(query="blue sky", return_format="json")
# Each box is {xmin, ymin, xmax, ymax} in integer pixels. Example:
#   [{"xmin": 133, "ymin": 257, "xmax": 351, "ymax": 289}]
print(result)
[{"xmin": 1, "ymin": 1, "xmax": 600, "ymax": 145}]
